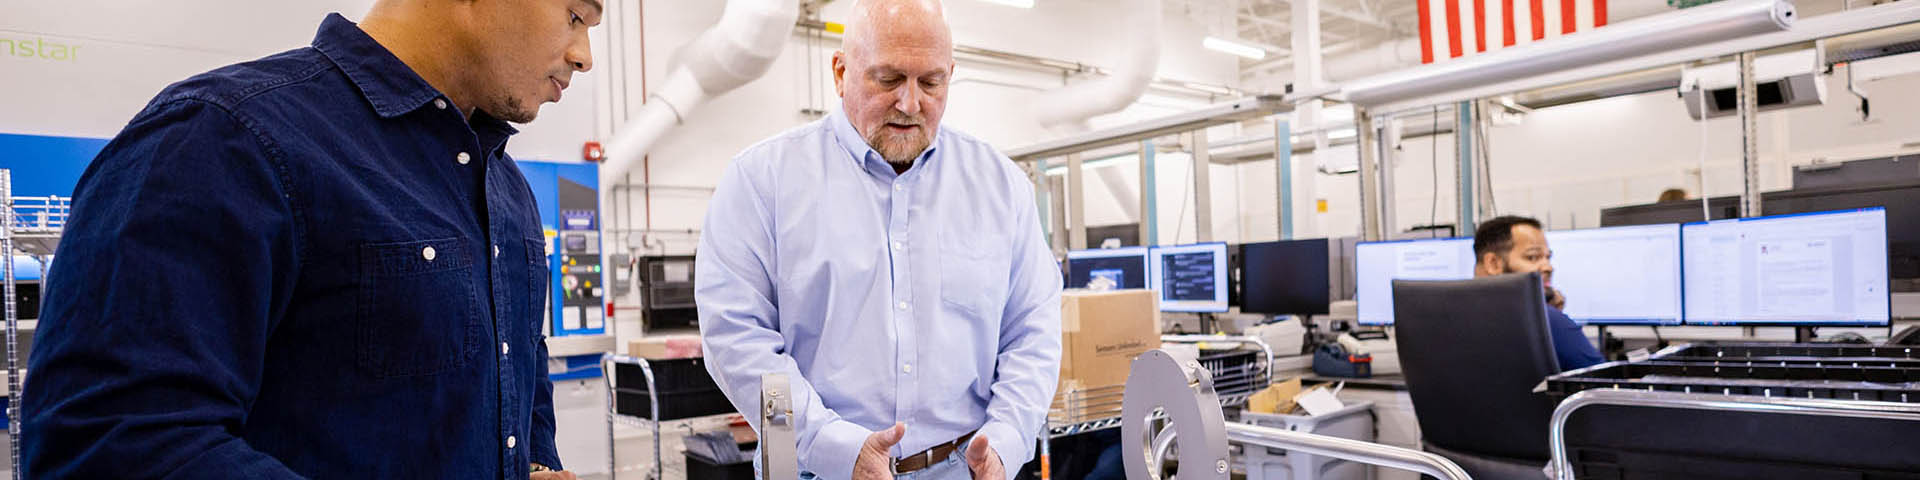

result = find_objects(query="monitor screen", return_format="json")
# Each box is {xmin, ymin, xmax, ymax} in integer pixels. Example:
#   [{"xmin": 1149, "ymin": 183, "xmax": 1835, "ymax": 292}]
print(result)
[
  {"xmin": 1150, "ymin": 243, "xmax": 1230, "ymax": 313},
  {"xmin": 1355, "ymin": 237, "xmax": 1476, "ymax": 325},
  {"xmin": 1240, "ymin": 239, "xmax": 1332, "ymax": 315},
  {"xmin": 1682, "ymin": 208, "xmax": 1891, "ymax": 326},
  {"xmin": 1065, "ymin": 246, "xmax": 1150, "ymax": 290},
  {"xmin": 1545, "ymin": 224, "xmax": 1683, "ymax": 325}
]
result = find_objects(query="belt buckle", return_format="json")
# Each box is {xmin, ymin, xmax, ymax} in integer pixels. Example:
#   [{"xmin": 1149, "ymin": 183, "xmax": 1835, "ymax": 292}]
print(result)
[{"xmin": 890, "ymin": 449, "xmax": 935, "ymax": 475}]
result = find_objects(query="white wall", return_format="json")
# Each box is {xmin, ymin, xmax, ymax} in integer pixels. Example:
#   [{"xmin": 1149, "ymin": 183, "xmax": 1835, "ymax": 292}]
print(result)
[{"xmin": 0, "ymin": 0, "xmax": 599, "ymax": 162}]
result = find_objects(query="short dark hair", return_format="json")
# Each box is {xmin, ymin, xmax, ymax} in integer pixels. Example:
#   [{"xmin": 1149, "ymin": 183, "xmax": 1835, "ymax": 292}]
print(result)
[{"xmin": 1473, "ymin": 216, "xmax": 1542, "ymax": 262}]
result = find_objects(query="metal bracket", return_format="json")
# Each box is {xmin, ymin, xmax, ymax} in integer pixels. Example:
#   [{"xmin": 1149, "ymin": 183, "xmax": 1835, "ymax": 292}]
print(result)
[{"xmin": 760, "ymin": 373, "xmax": 797, "ymax": 480}]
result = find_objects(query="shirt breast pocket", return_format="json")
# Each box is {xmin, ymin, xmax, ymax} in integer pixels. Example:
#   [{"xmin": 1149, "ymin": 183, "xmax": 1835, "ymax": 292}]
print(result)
[
  {"xmin": 526, "ymin": 238, "xmax": 551, "ymax": 338},
  {"xmin": 940, "ymin": 233, "xmax": 1011, "ymax": 321},
  {"xmin": 357, "ymin": 238, "xmax": 481, "ymax": 378}
]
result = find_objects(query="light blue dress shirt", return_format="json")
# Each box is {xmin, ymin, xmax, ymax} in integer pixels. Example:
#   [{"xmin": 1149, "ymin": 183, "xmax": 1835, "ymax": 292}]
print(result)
[{"xmin": 698, "ymin": 108, "xmax": 1063, "ymax": 480}]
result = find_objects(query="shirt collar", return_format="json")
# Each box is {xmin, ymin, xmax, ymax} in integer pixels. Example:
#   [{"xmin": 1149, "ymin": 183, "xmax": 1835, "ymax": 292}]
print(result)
[
  {"xmin": 826, "ymin": 106, "xmax": 940, "ymax": 175},
  {"xmin": 311, "ymin": 13, "xmax": 448, "ymax": 119}
]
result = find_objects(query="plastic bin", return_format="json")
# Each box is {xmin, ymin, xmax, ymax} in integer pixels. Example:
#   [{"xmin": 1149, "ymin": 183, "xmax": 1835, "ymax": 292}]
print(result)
[
  {"xmin": 1238, "ymin": 401, "xmax": 1375, "ymax": 480},
  {"xmin": 612, "ymin": 357, "xmax": 737, "ymax": 420}
]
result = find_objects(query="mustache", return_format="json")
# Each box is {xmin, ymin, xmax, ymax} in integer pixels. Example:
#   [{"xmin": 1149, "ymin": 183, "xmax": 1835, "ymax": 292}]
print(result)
[{"xmin": 883, "ymin": 114, "xmax": 924, "ymax": 126}]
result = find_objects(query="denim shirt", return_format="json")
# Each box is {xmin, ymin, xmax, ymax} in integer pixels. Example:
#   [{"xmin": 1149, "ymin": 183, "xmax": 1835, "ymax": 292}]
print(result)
[{"xmin": 22, "ymin": 13, "xmax": 559, "ymax": 479}]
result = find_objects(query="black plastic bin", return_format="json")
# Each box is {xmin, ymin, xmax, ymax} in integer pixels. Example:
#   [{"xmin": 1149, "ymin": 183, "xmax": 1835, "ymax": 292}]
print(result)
[
  {"xmin": 1545, "ymin": 356, "xmax": 1920, "ymax": 479},
  {"xmin": 612, "ymin": 357, "xmax": 737, "ymax": 420}
]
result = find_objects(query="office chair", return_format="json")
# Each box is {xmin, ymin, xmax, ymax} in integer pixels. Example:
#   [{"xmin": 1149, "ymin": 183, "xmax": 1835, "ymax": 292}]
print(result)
[{"xmin": 1392, "ymin": 273, "xmax": 1560, "ymax": 480}]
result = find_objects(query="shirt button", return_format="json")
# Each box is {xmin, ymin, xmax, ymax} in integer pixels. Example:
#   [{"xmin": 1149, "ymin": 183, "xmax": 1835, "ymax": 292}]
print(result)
[
  {"xmin": 506, "ymin": 436, "xmax": 517, "ymax": 449},
  {"xmin": 902, "ymin": 363, "xmax": 913, "ymax": 374},
  {"xmin": 494, "ymin": 245, "xmax": 501, "ymax": 258},
  {"xmin": 894, "ymin": 184, "xmax": 903, "ymax": 192},
  {"xmin": 502, "ymin": 342, "xmax": 510, "ymax": 356},
  {"xmin": 422, "ymin": 246, "xmax": 437, "ymax": 261},
  {"xmin": 456, "ymin": 152, "xmax": 471, "ymax": 165},
  {"xmin": 896, "ymin": 302, "xmax": 909, "ymax": 311},
  {"xmin": 892, "ymin": 241, "xmax": 904, "ymax": 251},
  {"xmin": 434, "ymin": 98, "xmax": 448, "ymax": 110}
]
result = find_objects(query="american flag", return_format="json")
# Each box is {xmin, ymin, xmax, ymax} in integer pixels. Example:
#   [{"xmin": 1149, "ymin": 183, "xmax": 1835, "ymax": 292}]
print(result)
[{"xmin": 1418, "ymin": 0, "xmax": 1612, "ymax": 64}]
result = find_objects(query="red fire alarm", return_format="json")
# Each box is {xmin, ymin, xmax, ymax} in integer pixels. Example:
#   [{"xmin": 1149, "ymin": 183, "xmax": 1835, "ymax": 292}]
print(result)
[{"xmin": 583, "ymin": 141, "xmax": 606, "ymax": 162}]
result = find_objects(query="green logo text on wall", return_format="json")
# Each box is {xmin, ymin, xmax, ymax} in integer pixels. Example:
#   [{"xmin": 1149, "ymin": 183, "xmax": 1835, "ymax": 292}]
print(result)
[{"xmin": 2, "ymin": 37, "xmax": 80, "ymax": 62}]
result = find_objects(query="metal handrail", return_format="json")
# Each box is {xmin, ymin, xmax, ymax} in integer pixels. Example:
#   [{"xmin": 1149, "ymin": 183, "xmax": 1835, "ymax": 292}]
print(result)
[
  {"xmin": 6, "ymin": 195, "xmax": 70, "ymax": 231},
  {"xmin": 1549, "ymin": 388, "xmax": 1920, "ymax": 479},
  {"xmin": 602, "ymin": 353, "xmax": 664, "ymax": 480},
  {"xmin": 1225, "ymin": 423, "xmax": 1473, "ymax": 480}
]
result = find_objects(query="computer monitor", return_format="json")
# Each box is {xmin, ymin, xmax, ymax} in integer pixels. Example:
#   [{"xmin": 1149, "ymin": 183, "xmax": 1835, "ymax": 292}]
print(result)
[
  {"xmin": 1065, "ymin": 246, "xmax": 1150, "ymax": 290},
  {"xmin": 1149, "ymin": 243, "xmax": 1230, "ymax": 313},
  {"xmin": 1355, "ymin": 237, "xmax": 1476, "ymax": 325},
  {"xmin": 1544, "ymin": 224, "xmax": 1683, "ymax": 325},
  {"xmin": 1239, "ymin": 239, "xmax": 1332, "ymax": 315},
  {"xmin": 1682, "ymin": 208, "xmax": 1891, "ymax": 326}
]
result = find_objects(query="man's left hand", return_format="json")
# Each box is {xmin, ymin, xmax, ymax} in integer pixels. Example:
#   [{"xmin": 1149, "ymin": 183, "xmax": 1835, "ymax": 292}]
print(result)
[{"xmin": 964, "ymin": 435, "xmax": 1003, "ymax": 480}]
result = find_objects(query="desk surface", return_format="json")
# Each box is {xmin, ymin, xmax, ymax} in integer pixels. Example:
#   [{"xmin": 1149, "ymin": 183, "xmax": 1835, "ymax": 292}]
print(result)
[{"xmin": 1301, "ymin": 373, "xmax": 1407, "ymax": 391}]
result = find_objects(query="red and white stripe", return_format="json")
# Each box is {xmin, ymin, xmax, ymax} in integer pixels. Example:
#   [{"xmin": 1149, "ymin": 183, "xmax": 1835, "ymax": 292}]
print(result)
[{"xmin": 1417, "ymin": 0, "xmax": 1610, "ymax": 64}]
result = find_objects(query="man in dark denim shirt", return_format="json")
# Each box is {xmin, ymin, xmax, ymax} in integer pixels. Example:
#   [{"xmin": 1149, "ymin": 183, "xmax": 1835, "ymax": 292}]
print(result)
[{"xmin": 22, "ymin": 1, "xmax": 600, "ymax": 478}]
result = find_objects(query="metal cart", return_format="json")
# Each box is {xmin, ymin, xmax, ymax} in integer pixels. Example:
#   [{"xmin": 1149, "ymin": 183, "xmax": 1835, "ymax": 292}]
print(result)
[
  {"xmin": 602, "ymin": 353, "xmax": 666, "ymax": 480},
  {"xmin": 1039, "ymin": 334, "xmax": 1275, "ymax": 478},
  {"xmin": 3, "ymin": 169, "xmax": 70, "ymax": 480}
]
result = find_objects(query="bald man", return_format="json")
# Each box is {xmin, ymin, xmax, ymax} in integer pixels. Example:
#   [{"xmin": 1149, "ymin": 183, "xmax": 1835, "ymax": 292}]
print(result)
[
  {"xmin": 697, "ymin": 1, "xmax": 1062, "ymax": 479},
  {"xmin": 23, "ymin": 1, "xmax": 595, "ymax": 478}
]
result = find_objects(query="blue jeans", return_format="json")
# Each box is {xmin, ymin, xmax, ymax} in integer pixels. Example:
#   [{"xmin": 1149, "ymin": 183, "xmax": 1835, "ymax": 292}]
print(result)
[{"xmin": 775, "ymin": 440, "xmax": 977, "ymax": 480}]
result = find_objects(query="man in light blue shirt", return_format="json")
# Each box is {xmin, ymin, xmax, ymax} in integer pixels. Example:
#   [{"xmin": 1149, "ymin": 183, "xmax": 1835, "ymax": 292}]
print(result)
[{"xmin": 696, "ymin": 1, "xmax": 1062, "ymax": 479}]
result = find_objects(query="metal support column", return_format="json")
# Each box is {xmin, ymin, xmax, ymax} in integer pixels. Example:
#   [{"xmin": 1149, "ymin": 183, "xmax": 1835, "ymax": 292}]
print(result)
[
  {"xmin": 1274, "ymin": 119, "xmax": 1294, "ymax": 240},
  {"xmin": 1067, "ymin": 153, "xmax": 1088, "ymax": 249},
  {"xmin": 1034, "ymin": 158, "xmax": 1052, "ymax": 252},
  {"xmin": 1139, "ymin": 140, "xmax": 1159, "ymax": 246},
  {"xmin": 1737, "ymin": 51, "xmax": 1763, "ymax": 217},
  {"xmin": 1192, "ymin": 130, "xmax": 1215, "ymax": 243},
  {"xmin": 1380, "ymin": 117, "xmax": 1402, "ymax": 238},
  {"xmin": 1356, "ymin": 108, "xmax": 1383, "ymax": 241},
  {"xmin": 1457, "ymin": 101, "xmax": 1476, "ymax": 229}
]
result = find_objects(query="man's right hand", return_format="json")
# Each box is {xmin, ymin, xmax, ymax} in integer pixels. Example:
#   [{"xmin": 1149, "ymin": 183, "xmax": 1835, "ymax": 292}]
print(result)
[{"xmin": 852, "ymin": 423, "xmax": 906, "ymax": 480}]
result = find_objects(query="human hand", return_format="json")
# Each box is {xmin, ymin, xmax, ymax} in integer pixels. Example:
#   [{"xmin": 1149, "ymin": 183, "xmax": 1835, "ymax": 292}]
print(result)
[
  {"xmin": 1546, "ymin": 286, "xmax": 1566, "ymax": 310},
  {"xmin": 530, "ymin": 469, "xmax": 577, "ymax": 480},
  {"xmin": 852, "ymin": 423, "xmax": 907, "ymax": 480},
  {"xmin": 964, "ymin": 434, "xmax": 1002, "ymax": 480}
]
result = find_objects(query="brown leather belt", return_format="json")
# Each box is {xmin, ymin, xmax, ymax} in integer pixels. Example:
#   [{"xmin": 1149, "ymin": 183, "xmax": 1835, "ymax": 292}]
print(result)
[{"xmin": 891, "ymin": 430, "xmax": 977, "ymax": 475}]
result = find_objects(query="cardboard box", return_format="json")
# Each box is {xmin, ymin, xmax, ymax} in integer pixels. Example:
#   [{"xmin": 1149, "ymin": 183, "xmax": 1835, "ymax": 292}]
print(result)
[
  {"xmin": 1053, "ymin": 289, "xmax": 1161, "ymax": 417},
  {"xmin": 629, "ymin": 334, "xmax": 703, "ymax": 359}
]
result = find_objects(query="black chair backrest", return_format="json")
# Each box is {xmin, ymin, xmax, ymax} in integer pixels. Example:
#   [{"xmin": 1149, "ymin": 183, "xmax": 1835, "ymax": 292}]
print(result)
[{"xmin": 1392, "ymin": 272, "xmax": 1560, "ymax": 461}]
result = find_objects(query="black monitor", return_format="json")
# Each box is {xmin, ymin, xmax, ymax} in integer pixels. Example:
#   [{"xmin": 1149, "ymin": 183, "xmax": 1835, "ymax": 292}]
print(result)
[
  {"xmin": 1600, "ymin": 195, "xmax": 1739, "ymax": 227},
  {"xmin": 1238, "ymin": 239, "xmax": 1332, "ymax": 315}
]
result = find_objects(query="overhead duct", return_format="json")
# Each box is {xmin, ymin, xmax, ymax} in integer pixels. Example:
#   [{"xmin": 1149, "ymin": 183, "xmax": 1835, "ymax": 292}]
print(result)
[
  {"xmin": 1029, "ymin": 0, "xmax": 1162, "ymax": 132},
  {"xmin": 1342, "ymin": 0, "xmax": 1794, "ymax": 108},
  {"xmin": 1681, "ymin": 47, "xmax": 1826, "ymax": 119},
  {"xmin": 599, "ymin": 0, "xmax": 800, "ymax": 186}
]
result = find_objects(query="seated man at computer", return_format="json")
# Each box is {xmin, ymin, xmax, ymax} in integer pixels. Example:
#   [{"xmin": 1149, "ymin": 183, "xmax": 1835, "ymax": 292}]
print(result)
[{"xmin": 1472, "ymin": 216, "xmax": 1605, "ymax": 370}]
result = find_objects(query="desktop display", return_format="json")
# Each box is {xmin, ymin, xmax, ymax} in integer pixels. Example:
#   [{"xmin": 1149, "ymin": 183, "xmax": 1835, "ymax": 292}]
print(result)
[
  {"xmin": 1149, "ymin": 243, "xmax": 1230, "ymax": 313},
  {"xmin": 1239, "ymin": 239, "xmax": 1332, "ymax": 315},
  {"xmin": 1355, "ymin": 238, "xmax": 1476, "ymax": 325},
  {"xmin": 1682, "ymin": 208, "xmax": 1891, "ymax": 326},
  {"xmin": 1065, "ymin": 246, "xmax": 1151, "ymax": 290},
  {"xmin": 1545, "ymin": 224, "xmax": 1683, "ymax": 325}
]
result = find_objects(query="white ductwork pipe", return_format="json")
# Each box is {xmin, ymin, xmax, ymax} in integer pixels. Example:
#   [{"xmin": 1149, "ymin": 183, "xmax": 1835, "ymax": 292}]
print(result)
[
  {"xmin": 1030, "ymin": 0, "xmax": 1162, "ymax": 132},
  {"xmin": 600, "ymin": 0, "xmax": 800, "ymax": 186}
]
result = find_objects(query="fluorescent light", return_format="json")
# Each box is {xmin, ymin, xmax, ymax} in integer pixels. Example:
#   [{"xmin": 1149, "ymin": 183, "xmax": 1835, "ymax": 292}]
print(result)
[
  {"xmin": 975, "ymin": 0, "xmax": 1035, "ymax": 8},
  {"xmin": 1203, "ymin": 37, "xmax": 1267, "ymax": 60},
  {"xmin": 1328, "ymin": 128, "xmax": 1356, "ymax": 139}
]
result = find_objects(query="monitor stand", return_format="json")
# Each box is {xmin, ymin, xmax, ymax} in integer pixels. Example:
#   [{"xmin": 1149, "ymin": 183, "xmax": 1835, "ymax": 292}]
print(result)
[
  {"xmin": 1197, "ymin": 313, "xmax": 1217, "ymax": 335},
  {"xmin": 1795, "ymin": 326, "xmax": 1818, "ymax": 343}
]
